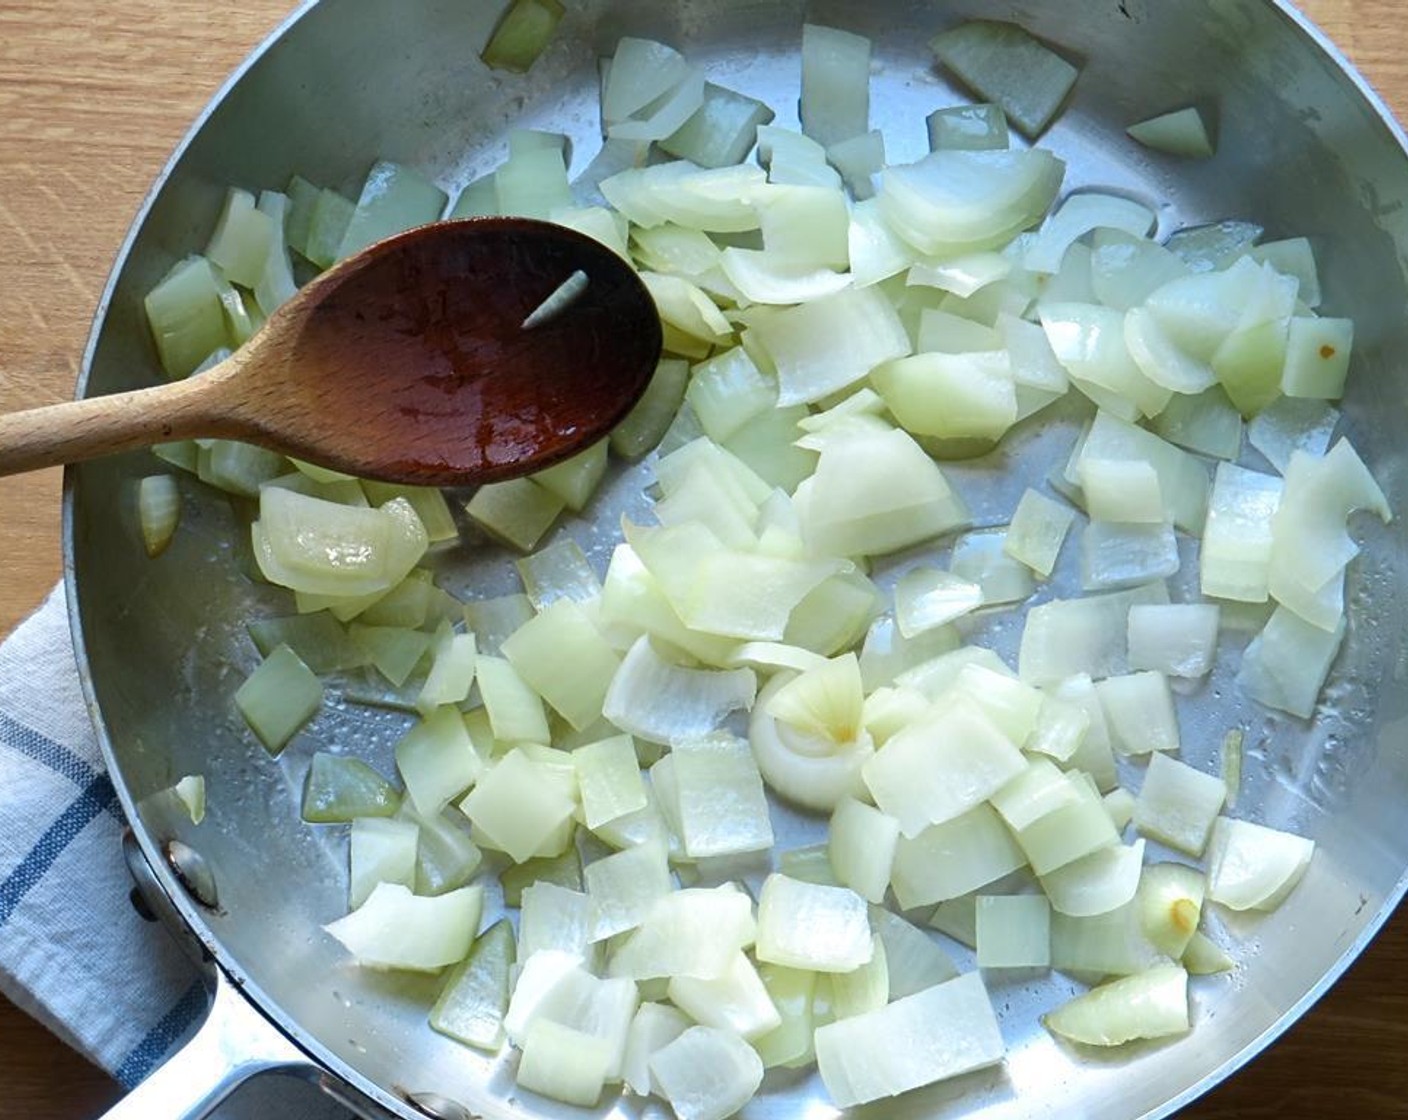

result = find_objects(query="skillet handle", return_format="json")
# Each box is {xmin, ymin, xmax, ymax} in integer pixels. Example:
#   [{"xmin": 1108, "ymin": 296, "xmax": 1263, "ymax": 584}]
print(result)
[{"xmin": 97, "ymin": 966, "xmax": 317, "ymax": 1120}]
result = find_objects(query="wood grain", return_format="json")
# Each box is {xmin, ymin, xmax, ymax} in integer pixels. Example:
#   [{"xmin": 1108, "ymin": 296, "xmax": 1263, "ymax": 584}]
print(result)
[{"xmin": 0, "ymin": 0, "xmax": 1405, "ymax": 1117}]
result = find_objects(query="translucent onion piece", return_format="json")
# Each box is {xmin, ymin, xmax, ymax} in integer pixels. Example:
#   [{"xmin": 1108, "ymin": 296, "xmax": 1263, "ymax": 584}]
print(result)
[
  {"xmin": 1080, "ymin": 521, "xmax": 1179, "ymax": 592},
  {"xmin": 1200, "ymin": 461, "xmax": 1283, "ymax": 602},
  {"xmin": 858, "ymin": 615, "xmax": 961, "ymax": 691},
  {"xmin": 831, "ymin": 935, "xmax": 889, "ymax": 1019},
  {"xmin": 872, "ymin": 351, "xmax": 1017, "ymax": 442},
  {"xmin": 895, "ymin": 645, "xmax": 1013, "ymax": 700},
  {"xmin": 325, "ymin": 882, "xmax": 482, "ymax": 972},
  {"xmin": 1039, "ymin": 303, "xmax": 1172, "ymax": 420},
  {"xmin": 814, "ymin": 972, "xmax": 1005, "ymax": 1108},
  {"xmin": 1017, "ymin": 581, "xmax": 1169, "ymax": 686},
  {"xmin": 1041, "ymin": 839, "xmax": 1146, "ymax": 918},
  {"xmin": 608, "ymin": 886, "xmax": 756, "ymax": 980},
  {"xmin": 667, "ymin": 951, "xmax": 782, "ymax": 1040},
  {"xmin": 890, "ymin": 803, "xmax": 1028, "ymax": 908},
  {"xmin": 749, "ymin": 285, "xmax": 911, "ymax": 407},
  {"xmin": 975, "ymin": 894, "xmax": 1051, "ymax": 967},
  {"xmin": 610, "ymin": 69, "xmax": 706, "ymax": 143},
  {"xmin": 1239, "ymin": 605, "xmax": 1345, "ymax": 719},
  {"xmin": 828, "ymin": 129, "xmax": 886, "ymax": 200},
  {"xmin": 1127, "ymin": 107, "xmax": 1214, "ymax": 158},
  {"xmin": 611, "ymin": 358, "xmax": 690, "ymax": 460},
  {"xmin": 1049, "ymin": 901, "xmax": 1167, "ymax": 978},
  {"xmin": 1043, "ymin": 965, "xmax": 1189, "ymax": 1047},
  {"xmin": 1026, "ymin": 192, "xmax": 1155, "ymax": 275},
  {"xmin": 720, "ymin": 248, "xmax": 851, "ymax": 305},
  {"xmin": 848, "ymin": 198, "xmax": 917, "ymax": 288},
  {"xmin": 475, "ymin": 655, "xmax": 550, "ymax": 745},
  {"xmin": 1013, "ymin": 772, "xmax": 1120, "ymax": 876},
  {"xmin": 584, "ymin": 840, "xmax": 672, "ymax": 941},
  {"xmin": 517, "ymin": 1020, "xmax": 611, "ymax": 1107},
  {"xmin": 796, "ymin": 426, "xmax": 970, "ymax": 558},
  {"xmin": 519, "ymin": 881, "xmax": 596, "ymax": 963},
  {"xmin": 649, "ymin": 1026, "xmax": 764, "ymax": 1120},
  {"xmin": 1206, "ymin": 816, "xmax": 1315, "ymax": 911},
  {"xmin": 1127, "ymin": 603, "xmax": 1219, "ymax": 677},
  {"xmin": 1151, "ymin": 386, "xmax": 1243, "ymax": 460},
  {"xmin": 990, "ymin": 757, "xmax": 1082, "ymax": 832},
  {"xmin": 661, "ymin": 82, "xmax": 776, "ymax": 169},
  {"xmin": 1251, "ymin": 236, "xmax": 1322, "ymax": 308},
  {"xmin": 1004, "ymin": 489, "xmax": 1075, "ymax": 578},
  {"xmin": 137, "ymin": 475, "xmax": 181, "ymax": 557},
  {"xmin": 502, "ymin": 600, "xmax": 621, "ymax": 732},
  {"xmin": 672, "ymin": 732, "xmax": 774, "ymax": 858},
  {"xmin": 863, "ymin": 695, "xmax": 1025, "ymax": 837},
  {"xmin": 1282, "ymin": 316, "xmax": 1352, "ymax": 399},
  {"xmin": 755, "ymin": 874, "xmax": 872, "ymax": 972},
  {"xmin": 799, "ymin": 23, "xmax": 871, "ymax": 146},
  {"xmin": 880, "ymin": 148, "xmax": 1064, "ymax": 255},
  {"xmin": 481, "ymin": 0, "xmax": 563, "ymax": 73},
  {"xmin": 572, "ymin": 734, "xmax": 647, "ymax": 831},
  {"xmin": 602, "ymin": 38, "xmax": 690, "ymax": 123},
  {"xmin": 1104, "ymin": 787, "xmax": 1136, "ymax": 830},
  {"xmin": 603, "ymin": 636, "xmax": 756, "ymax": 746},
  {"xmin": 400, "ymin": 802, "xmax": 484, "ymax": 898},
  {"xmin": 872, "ymin": 907, "xmax": 960, "ymax": 997},
  {"xmin": 927, "ymin": 103, "xmax": 1009, "ymax": 151},
  {"xmin": 952, "ymin": 528, "xmax": 1037, "ymax": 606},
  {"xmin": 234, "ymin": 644, "xmax": 323, "ymax": 755},
  {"xmin": 930, "ymin": 20, "xmax": 1078, "ymax": 137},
  {"xmin": 460, "ymin": 749, "xmax": 575, "ymax": 864},
  {"xmin": 759, "ymin": 184, "xmax": 850, "ymax": 268},
  {"xmin": 1136, "ymin": 862, "xmax": 1205, "ymax": 959},
  {"xmin": 1125, "ymin": 305, "xmax": 1218, "ymax": 394},
  {"xmin": 1248, "ymin": 397, "xmax": 1338, "ymax": 474},
  {"xmin": 1132, "ymin": 753, "xmax": 1226, "ymax": 857},
  {"xmin": 465, "ymin": 479, "xmax": 564, "ymax": 553},
  {"xmin": 1182, "ymin": 930, "xmax": 1235, "ymax": 975},
  {"xmin": 395, "ymin": 704, "xmax": 481, "ymax": 816},
  {"xmin": 1078, "ymin": 410, "xmax": 1210, "ymax": 533},
  {"xmin": 1025, "ymin": 695, "xmax": 1091, "ymax": 764},
  {"xmin": 908, "ymin": 250, "xmax": 1011, "ymax": 297},
  {"xmin": 621, "ymin": 1002, "xmax": 691, "ymax": 1096},
  {"xmin": 430, "ymin": 919, "xmax": 515, "ymax": 1052},
  {"xmin": 752, "ymin": 965, "xmax": 818, "ymax": 1068},
  {"xmin": 348, "ymin": 817, "xmax": 417, "ymax": 908},
  {"xmin": 765, "ymin": 653, "xmax": 864, "ymax": 743},
  {"xmin": 1090, "ymin": 229, "xmax": 1190, "ymax": 312},
  {"xmin": 1096, "ymin": 671, "xmax": 1180, "ymax": 756},
  {"xmin": 686, "ymin": 346, "xmax": 776, "ymax": 445},
  {"xmin": 828, "ymin": 797, "xmax": 901, "ymax": 904}
]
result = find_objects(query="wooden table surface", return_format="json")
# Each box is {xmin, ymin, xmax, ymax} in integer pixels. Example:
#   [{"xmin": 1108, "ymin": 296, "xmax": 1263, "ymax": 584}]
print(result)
[{"xmin": 1, "ymin": 0, "xmax": 1405, "ymax": 1116}]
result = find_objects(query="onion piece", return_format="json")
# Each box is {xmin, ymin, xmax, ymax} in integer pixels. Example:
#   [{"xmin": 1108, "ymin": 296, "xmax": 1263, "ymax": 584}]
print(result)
[
  {"xmin": 1042, "ymin": 839, "xmax": 1146, "ymax": 918},
  {"xmin": 1080, "ymin": 521, "xmax": 1179, "ymax": 592},
  {"xmin": 880, "ymin": 148, "xmax": 1064, "ymax": 255},
  {"xmin": 481, "ymin": 0, "xmax": 563, "ymax": 72},
  {"xmin": 800, "ymin": 24, "xmax": 871, "ymax": 147},
  {"xmin": 602, "ymin": 38, "xmax": 690, "ymax": 124},
  {"xmin": 672, "ymin": 732, "xmax": 774, "ymax": 858},
  {"xmin": 870, "ymin": 906, "xmax": 960, "ymax": 996},
  {"xmin": 1017, "ymin": 581, "xmax": 1169, "ymax": 686},
  {"xmin": 1250, "ymin": 236, "xmax": 1322, "ymax": 307},
  {"xmin": 520, "ymin": 881, "xmax": 596, "ymax": 964},
  {"xmin": 668, "ymin": 951, "xmax": 782, "ymax": 1040},
  {"xmin": 1049, "ymin": 900, "xmax": 1168, "ymax": 978},
  {"xmin": 661, "ymin": 82, "xmax": 776, "ymax": 169},
  {"xmin": 1127, "ymin": 106, "xmax": 1214, "ymax": 158},
  {"xmin": 1125, "ymin": 305, "xmax": 1218, "ymax": 393},
  {"xmin": 826, "ymin": 130, "xmax": 885, "ymax": 198},
  {"xmin": 752, "ymin": 965, "xmax": 818, "ymax": 1068},
  {"xmin": 926, "ymin": 103, "xmax": 1009, "ymax": 151},
  {"xmin": 572, "ymin": 734, "xmax": 647, "ymax": 831},
  {"xmin": 1025, "ymin": 694, "xmax": 1091, "ymax": 765},
  {"xmin": 890, "ymin": 803, "xmax": 1028, "ymax": 908},
  {"xmin": 1025, "ymin": 192, "xmax": 1156, "ymax": 275},
  {"xmin": 584, "ymin": 840, "xmax": 672, "ymax": 942},
  {"xmin": 610, "ymin": 69, "xmax": 706, "ymax": 143},
  {"xmin": 848, "ymin": 198, "xmax": 917, "ymax": 287},
  {"xmin": 137, "ymin": 475, "xmax": 181, "ymax": 557},
  {"xmin": 1078, "ymin": 409, "xmax": 1210, "ymax": 533},
  {"xmin": 952, "ymin": 528, "xmax": 1037, "ymax": 606},
  {"xmin": 1043, "ymin": 965, "xmax": 1189, "ymax": 1047},
  {"xmin": 465, "ymin": 479, "xmax": 564, "ymax": 553},
  {"xmin": 603, "ymin": 636, "xmax": 756, "ymax": 746},
  {"xmin": 611, "ymin": 358, "xmax": 690, "ymax": 461},
  {"xmin": 990, "ymin": 758, "xmax": 1082, "ymax": 832},
  {"xmin": 749, "ymin": 284, "xmax": 911, "ymax": 406},
  {"xmin": 976, "ymin": 895, "xmax": 1051, "ymax": 969},
  {"xmin": 1182, "ymin": 930, "xmax": 1235, "ymax": 975},
  {"xmin": 1004, "ymin": 489, "xmax": 1075, "ymax": 578},
  {"xmin": 1127, "ymin": 604, "xmax": 1219, "ymax": 677},
  {"xmin": 1039, "ymin": 302, "xmax": 1172, "ymax": 419},
  {"xmin": 1136, "ymin": 862, "xmax": 1205, "ymax": 958},
  {"xmin": 894, "ymin": 566, "xmax": 984, "ymax": 635},
  {"xmin": 908, "ymin": 250, "xmax": 1011, "ymax": 297},
  {"xmin": 1133, "ymin": 753, "xmax": 1227, "ymax": 857},
  {"xmin": 621, "ymin": 1002, "xmax": 691, "ymax": 1096},
  {"xmin": 830, "ymin": 935, "xmax": 889, "ymax": 1020},
  {"xmin": 758, "ymin": 125, "xmax": 843, "ymax": 189},
  {"xmin": 872, "ymin": 351, "xmax": 1018, "ymax": 442},
  {"xmin": 1206, "ymin": 816, "xmax": 1315, "ymax": 911},
  {"xmin": 348, "ymin": 817, "xmax": 417, "ymax": 908},
  {"xmin": 863, "ymin": 695, "xmax": 1026, "ymax": 837},
  {"xmin": 1282, "ymin": 316, "xmax": 1352, "ymax": 399},
  {"xmin": 395, "ymin": 704, "xmax": 482, "ymax": 816},
  {"xmin": 1248, "ymin": 397, "xmax": 1338, "ymax": 474},
  {"xmin": 325, "ymin": 882, "xmax": 482, "ymax": 972},
  {"xmin": 930, "ymin": 20, "xmax": 1078, "ymax": 138},
  {"xmin": 1012, "ymin": 772, "xmax": 1121, "ymax": 876},
  {"xmin": 517, "ymin": 1021, "xmax": 612, "ymax": 1107},
  {"xmin": 756, "ymin": 873, "xmax": 872, "ymax": 973},
  {"xmin": 430, "ymin": 919, "xmax": 515, "ymax": 1052},
  {"xmin": 650, "ymin": 1027, "xmax": 764, "ymax": 1120},
  {"xmin": 460, "ymin": 749, "xmax": 575, "ymax": 863},
  {"xmin": 1090, "ymin": 229, "xmax": 1190, "ymax": 312},
  {"xmin": 234, "ymin": 644, "xmax": 323, "ymax": 755},
  {"xmin": 608, "ymin": 886, "xmax": 756, "ymax": 981},
  {"xmin": 814, "ymin": 972, "xmax": 1005, "ymax": 1107},
  {"xmin": 1200, "ymin": 461, "xmax": 1283, "ymax": 602},
  {"xmin": 1150, "ymin": 386, "xmax": 1243, "ymax": 460},
  {"xmin": 1096, "ymin": 671, "xmax": 1180, "ymax": 756},
  {"xmin": 720, "ymin": 248, "xmax": 851, "ymax": 305},
  {"xmin": 828, "ymin": 797, "xmax": 901, "ymax": 904}
]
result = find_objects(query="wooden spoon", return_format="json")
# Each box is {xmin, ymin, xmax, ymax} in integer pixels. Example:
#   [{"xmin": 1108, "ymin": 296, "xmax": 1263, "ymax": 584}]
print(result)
[{"xmin": 0, "ymin": 218, "xmax": 663, "ymax": 486}]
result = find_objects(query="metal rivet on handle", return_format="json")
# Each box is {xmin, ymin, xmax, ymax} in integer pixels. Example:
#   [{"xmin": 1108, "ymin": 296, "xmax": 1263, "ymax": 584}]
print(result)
[
  {"xmin": 401, "ymin": 1089, "xmax": 480, "ymax": 1120},
  {"xmin": 164, "ymin": 839, "xmax": 220, "ymax": 910}
]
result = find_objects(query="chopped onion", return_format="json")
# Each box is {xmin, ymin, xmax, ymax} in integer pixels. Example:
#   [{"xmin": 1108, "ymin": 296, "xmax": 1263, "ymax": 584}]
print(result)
[
  {"xmin": 1182, "ymin": 930, "xmax": 1235, "ymax": 975},
  {"xmin": 1248, "ymin": 397, "xmax": 1338, "ymax": 474},
  {"xmin": 1041, "ymin": 839, "xmax": 1145, "ymax": 918},
  {"xmin": 584, "ymin": 840, "xmax": 672, "ymax": 941},
  {"xmin": 517, "ymin": 1020, "xmax": 612, "ymax": 1107},
  {"xmin": 1127, "ymin": 603, "xmax": 1219, "ymax": 678},
  {"xmin": 930, "ymin": 20, "xmax": 1078, "ymax": 138},
  {"xmin": 1096, "ymin": 671, "xmax": 1180, "ymax": 756},
  {"xmin": 1078, "ymin": 410, "xmax": 1210, "ymax": 533},
  {"xmin": 1004, "ymin": 488, "xmax": 1075, "ymax": 578},
  {"xmin": 1200, "ymin": 461, "xmax": 1283, "ymax": 602},
  {"xmin": 137, "ymin": 475, "xmax": 181, "ymax": 557},
  {"xmin": 671, "ymin": 732, "xmax": 774, "ymax": 858},
  {"xmin": 1238, "ymin": 604, "xmax": 1346, "ymax": 719},
  {"xmin": 649, "ymin": 1026, "xmax": 764, "ymax": 1120},
  {"xmin": 1090, "ymin": 229, "xmax": 1190, "ymax": 312},
  {"xmin": 603, "ymin": 636, "xmax": 756, "ymax": 745},
  {"xmin": 952, "ymin": 528, "xmax": 1037, "ymax": 606},
  {"xmin": 1080, "ymin": 521, "xmax": 1179, "ymax": 592},
  {"xmin": 890, "ymin": 803, "xmax": 1028, "ymax": 908},
  {"xmin": 827, "ymin": 797, "xmax": 900, "ymax": 904},
  {"xmin": 608, "ymin": 886, "xmax": 756, "ymax": 981},
  {"xmin": 1012, "ymin": 771, "xmax": 1120, "ymax": 876},
  {"xmin": 1282, "ymin": 316, "xmax": 1352, "ymax": 399},
  {"xmin": 234, "ymin": 644, "xmax": 322, "ymax": 755},
  {"xmin": 814, "ymin": 972, "xmax": 1005, "ymax": 1107},
  {"xmin": 926, "ymin": 103, "xmax": 1009, "ymax": 151},
  {"xmin": 430, "ymin": 919, "xmax": 515, "ymax": 1052},
  {"xmin": 1151, "ymin": 386, "xmax": 1243, "ymax": 460},
  {"xmin": 1133, "ymin": 753, "xmax": 1226, "ymax": 857},
  {"xmin": 830, "ymin": 934, "xmax": 889, "ymax": 1020},
  {"xmin": 848, "ymin": 198, "xmax": 916, "ymax": 287},
  {"xmin": 1017, "ymin": 581, "xmax": 1169, "ymax": 686},
  {"xmin": 976, "ymin": 894, "xmax": 1051, "ymax": 967},
  {"xmin": 460, "ymin": 749, "xmax": 575, "ymax": 863},
  {"xmin": 519, "ymin": 881, "xmax": 596, "ymax": 963},
  {"xmin": 1040, "ymin": 303, "xmax": 1172, "ymax": 420},
  {"xmin": 325, "ymin": 882, "xmax": 481, "ymax": 972},
  {"xmin": 1206, "ymin": 816, "xmax": 1314, "ymax": 911},
  {"xmin": 661, "ymin": 82, "xmax": 776, "ymax": 169},
  {"xmin": 800, "ymin": 24, "xmax": 871, "ymax": 147},
  {"xmin": 872, "ymin": 351, "xmax": 1017, "ymax": 442},
  {"xmin": 1043, "ymin": 965, "xmax": 1189, "ymax": 1046},
  {"xmin": 1049, "ymin": 900, "xmax": 1166, "ymax": 977},
  {"xmin": 481, "ymin": 0, "xmax": 563, "ymax": 72},
  {"xmin": 894, "ymin": 566, "xmax": 983, "ymax": 635},
  {"xmin": 1127, "ymin": 106, "xmax": 1214, "ymax": 158},
  {"xmin": 1136, "ymin": 862, "xmax": 1205, "ymax": 958},
  {"xmin": 1026, "ymin": 192, "xmax": 1155, "ymax": 275},
  {"xmin": 621, "ymin": 1002, "xmax": 691, "ymax": 1095},
  {"xmin": 863, "ymin": 695, "xmax": 1025, "ymax": 837},
  {"xmin": 1251, "ymin": 236, "xmax": 1322, "ymax": 307},
  {"xmin": 667, "ymin": 951, "xmax": 782, "ymax": 1040},
  {"xmin": 395, "ymin": 704, "xmax": 481, "ymax": 816},
  {"xmin": 348, "ymin": 816, "xmax": 417, "ymax": 908}
]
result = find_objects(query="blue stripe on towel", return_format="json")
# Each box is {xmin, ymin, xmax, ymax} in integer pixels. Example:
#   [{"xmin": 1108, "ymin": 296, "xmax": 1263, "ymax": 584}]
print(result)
[
  {"xmin": 0, "ymin": 709, "xmax": 104, "ymax": 789},
  {"xmin": 0, "ymin": 774, "xmax": 118, "ymax": 926},
  {"xmin": 114, "ymin": 979, "xmax": 208, "ymax": 1088}
]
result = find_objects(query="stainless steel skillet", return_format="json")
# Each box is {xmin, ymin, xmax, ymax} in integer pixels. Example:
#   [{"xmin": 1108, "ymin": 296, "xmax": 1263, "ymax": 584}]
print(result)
[{"xmin": 64, "ymin": 1, "xmax": 1408, "ymax": 1117}]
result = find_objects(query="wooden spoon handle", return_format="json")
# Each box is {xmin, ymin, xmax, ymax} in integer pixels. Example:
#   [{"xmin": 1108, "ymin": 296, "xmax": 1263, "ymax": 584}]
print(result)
[{"xmin": 0, "ymin": 366, "xmax": 243, "ymax": 477}]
